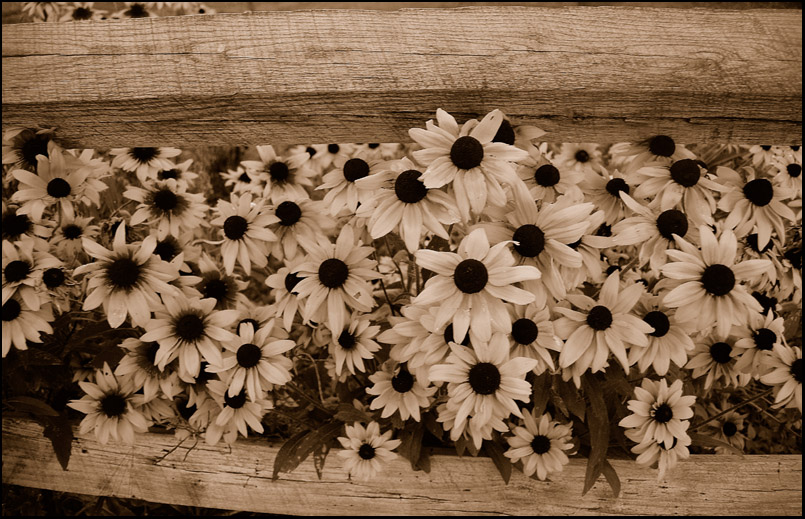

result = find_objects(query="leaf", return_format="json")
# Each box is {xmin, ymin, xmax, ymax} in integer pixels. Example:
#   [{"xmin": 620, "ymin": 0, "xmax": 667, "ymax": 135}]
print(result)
[
  {"xmin": 416, "ymin": 447, "xmax": 431, "ymax": 473},
  {"xmin": 7, "ymin": 396, "xmax": 59, "ymax": 417},
  {"xmin": 398, "ymin": 422, "xmax": 424, "ymax": 471},
  {"xmin": 312, "ymin": 442, "xmax": 330, "ymax": 480},
  {"xmin": 689, "ymin": 432, "xmax": 745, "ymax": 456},
  {"xmin": 334, "ymin": 403, "xmax": 371, "ymax": 424},
  {"xmin": 89, "ymin": 346, "xmax": 125, "ymax": 371},
  {"xmin": 272, "ymin": 430, "xmax": 308, "ymax": 481},
  {"xmin": 423, "ymin": 411, "xmax": 444, "ymax": 442},
  {"xmin": 530, "ymin": 372, "xmax": 552, "ymax": 417},
  {"xmin": 556, "ymin": 378, "xmax": 586, "ymax": 421},
  {"xmin": 41, "ymin": 413, "xmax": 73, "ymax": 471},
  {"xmin": 601, "ymin": 460, "xmax": 621, "ymax": 498},
  {"xmin": 582, "ymin": 373, "xmax": 610, "ymax": 496},
  {"xmin": 483, "ymin": 440, "xmax": 512, "ymax": 485}
]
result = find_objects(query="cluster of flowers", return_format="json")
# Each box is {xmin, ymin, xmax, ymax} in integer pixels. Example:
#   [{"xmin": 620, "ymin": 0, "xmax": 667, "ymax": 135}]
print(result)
[
  {"xmin": 19, "ymin": 2, "xmax": 215, "ymax": 23},
  {"xmin": 2, "ymin": 106, "xmax": 801, "ymax": 482}
]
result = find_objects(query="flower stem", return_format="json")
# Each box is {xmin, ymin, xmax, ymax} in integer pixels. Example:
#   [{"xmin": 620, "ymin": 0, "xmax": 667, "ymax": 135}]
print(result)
[{"xmin": 689, "ymin": 387, "xmax": 774, "ymax": 432}]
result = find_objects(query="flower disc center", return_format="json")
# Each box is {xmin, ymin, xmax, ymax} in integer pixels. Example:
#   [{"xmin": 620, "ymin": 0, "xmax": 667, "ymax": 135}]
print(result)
[
  {"xmin": 153, "ymin": 189, "xmax": 179, "ymax": 212},
  {"xmin": 648, "ymin": 135, "xmax": 676, "ymax": 157},
  {"xmin": 531, "ymin": 434, "xmax": 552, "ymax": 454},
  {"xmin": 276, "ymin": 201, "xmax": 302, "ymax": 226},
  {"xmin": 722, "ymin": 421, "xmax": 738, "ymax": 437},
  {"xmin": 391, "ymin": 368, "xmax": 415, "ymax": 393},
  {"xmin": 284, "ymin": 272, "xmax": 303, "ymax": 294},
  {"xmin": 753, "ymin": 328, "xmax": 777, "ymax": 350},
  {"xmin": 512, "ymin": 224, "xmax": 545, "ymax": 258},
  {"xmin": 468, "ymin": 362, "xmax": 501, "ymax": 395},
  {"xmin": 669, "ymin": 159, "xmax": 701, "ymax": 187},
  {"xmin": 450, "ymin": 136, "xmax": 484, "ymax": 170},
  {"xmin": 338, "ymin": 330, "xmax": 356, "ymax": 350},
  {"xmin": 643, "ymin": 310, "xmax": 671, "ymax": 337},
  {"xmin": 3, "ymin": 212, "xmax": 32, "ymax": 240},
  {"xmin": 154, "ymin": 238, "xmax": 179, "ymax": 261},
  {"xmin": 175, "ymin": 313, "xmax": 205, "ymax": 342},
  {"xmin": 575, "ymin": 150, "xmax": 590, "ymax": 163},
  {"xmin": 605, "ymin": 178, "xmax": 630, "ymax": 198},
  {"xmin": 652, "ymin": 403, "xmax": 674, "ymax": 423},
  {"xmin": 656, "ymin": 209, "xmax": 688, "ymax": 240},
  {"xmin": 443, "ymin": 323, "xmax": 471, "ymax": 346},
  {"xmin": 511, "ymin": 318, "xmax": 539, "ymax": 344},
  {"xmin": 787, "ymin": 164, "xmax": 802, "ymax": 178},
  {"xmin": 101, "ymin": 393, "xmax": 127, "ymax": 417},
  {"xmin": 223, "ymin": 215, "xmax": 248, "ymax": 240},
  {"xmin": 2, "ymin": 299, "xmax": 21, "ymax": 321},
  {"xmin": 534, "ymin": 164, "xmax": 560, "ymax": 187},
  {"xmin": 237, "ymin": 343, "xmax": 262, "ymax": 368},
  {"xmin": 43, "ymin": 268, "xmax": 65, "ymax": 289},
  {"xmin": 47, "ymin": 178, "xmax": 71, "ymax": 198},
  {"xmin": 709, "ymin": 341, "xmax": 732, "ymax": 364},
  {"xmin": 319, "ymin": 258, "xmax": 349, "ymax": 289},
  {"xmin": 62, "ymin": 224, "xmax": 83, "ymax": 240},
  {"xmin": 358, "ymin": 443, "xmax": 376, "ymax": 460},
  {"xmin": 791, "ymin": 358, "xmax": 802, "ymax": 383},
  {"xmin": 224, "ymin": 390, "xmax": 247, "ymax": 409},
  {"xmin": 586, "ymin": 305, "xmax": 613, "ymax": 331},
  {"xmin": 492, "ymin": 119, "xmax": 515, "ymax": 145},
  {"xmin": 743, "ymin": 178, "xmax": 774, "ymax": 207},
  {"xmin": 131, "ymin": 147, "xmax": 158, "ymax": 163},
  {"xmin": 269, "ymin": 162, "xmax": 290, "ymax": 182},
  {"xmin": 453, "ymin": 259, "xmax": 488, "ymax": 294},
  {"xmin": 394, "ymin": 169, "xmax": 428, "ymax": 203},
  {"xmin": 106, "ymin": 257, "xmax": 141, "ymax": 290},
  {"xmin": 343, "ymin": 158, "xmax": 370, "ymax": 182},
  {"xmin": 4, "ymin": 260, "xmax": 31, "ymax": 283},
  {"xmin": 700, "ymin": 264, "xmax": 735, "ymax": 296}
]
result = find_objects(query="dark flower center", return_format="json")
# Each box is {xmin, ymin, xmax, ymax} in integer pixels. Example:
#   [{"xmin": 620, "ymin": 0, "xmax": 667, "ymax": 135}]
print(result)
[
  {"xmin": 753, "ymin": 328, "xmax": 777, "ymax": 351},
  {"xmin": 743, "ymin": 178, "xmax": 774, "ymax": 207},
  {"xmin": 154, "ymin": 237, "xmax": 179, "ymax": 262},
  {"xmin": 511, "ymin": 318, "xmax": 539, "ymax": 344},
  {"xmin": 575, "ymin": 150, "xmax": 590, "ymax": 163},
  {"xmin": 175, "ymin": 313, "xmax": 205, "ymax": 342},
  {"xmin": 722, "ymin": 421, "xmax": 738, "ymax": 437},
  {"xmin": 158, "ymin": 169, "xmax": 180, "ymax": 180},
  {"xmin": 669, "ymin": 159, "xmax": 701, "ymax": 187},
  {"xmin": 791, "ymin": 358, "xmax": 802, "ymax": 383},
  {"xmin": 746, "ymin": 234, "xmax": 774, "ymax": 254},
  {"xmin": 284, "ymin": 272, "xmax": 303, "ymax": 294},
  {"xmin": 4, "ymin": 260, "xmax": 31, "ymax": 283},
  {"xmin": 201, "ymin": 278, "xmax": 229, "ymax": 303},
  {"xmin": 760, "ymin": 146, "xmax": 772, "ymax": 151},
  {"xmin": 443, "ymin": 323, "xmax": 470, "ymax": 346},
  {"xmin": 709, "ymin": 341, "xmax": 732, "ymax": 364},
  {"xmin": 394, "ymin": 170, "xmax": 428, "ymax": 204},
  {"xmin": 534, "ymin": 164, "xmax": 560, "ymax": 187},
  {"xmin": 194, "ymin": 361, "xmax": 213, "ymax": 385},
  {"xmin": 238, "ymin": 318, "xmax": 260, "ymax": 335},
  {"xmin": 318, "ymin": 258, "xmax": 349, "ymax": 289},
  {"xmin": 792, "ymin": 146, "xmax": 801, "ymax": 152},
  {"xmin": 450, "ymin": 136, "xmax": 484, "ymax": 170},
  {"xmin": 224, "ymin": 390, "xmax": 247, "ymax": 409},
  {"xmin": 2, "ymin": 299, "xmax": 21, "ymax": 321},
  {"xmin": 358, "ymin": 443, "xmax": 376, "ymax": 460},
  {"xmin": 100, "ymin": 394, "xmax": 127, "ymax": 417},
  {"xmin": 327, "ymin": 144, "xmax": 340, "ymax": 154},
  {"xmin": 453, "ymin": 259, "xmax": 488, "ymax": 294},
  {"xmin": 338, "ymin": 330, "xmax": 356, "ymax": 350},
  {"xmin": 648, "ymin": 135, "xmax": 676, "ymax": 157},
  {"xmin": 368, "ymin": 143, "xmax": 380, "ymax": 149},
  {"xmin": 643, "ymin": 311, "xmax": 670, "ymax": 337},
  {"xmin": 3, "ymin": 212, "xmax": 31, "ymax": 240},
  {"xmin": 223, "ymin": 215, "xmax": 248, "ymax": 240},
  {"xmin": 586, "ymin": 305, "xmax": 613, "ymax": 331},
  {"xmin": 306, "ymin": 147, "xmax": 317, "ymax": 157},
  {"xmin": 468, "ymin": 362, "xmax": 501, "ymax": 395},
  {"xmin": 106, "ymin": 257, "xmax": 141, "ymax": 290},
  {"xmin": 269, "ymin": 162, "xmax": 290, "ymax": 182},
  {"xmin": 605, "ymin": 178, "xmax": 629, "ymax": 198},
  {"xmin": 391, "ymin": 368, "xmax": 415, "ymax": 393},
  {"xmin": 238, "ymin": 172, "xmax": 252, "ymax": 183},
  {"xmin": 343, "ymin": 158, "xmax": 370, "ymax": 182},
  {"xmin": 492, "ymin": 119, "xmax": 515, "ymax": 145},
  {"xmin": 237, "ymin": 343, "xmax": 262, "ymax": 368},
  {"xmin": 130, "ymin": 147, "xmax": 158, "ymax": 162},
  {"xmin": 652, "ymin": 403, "xmax": 673, "ymax": 423},
  {"xmin": 46, "ymin": 178, "xmax": 71, "ymax": 198},
  {"xmin": 656, "ymin": 210, "xmax": 688, "ymax": 240},
  {"xmin": 19, "ymin": 132, "xmax": 50, "ymax": 169},
  {"xmin": 700, "ymin": 264, "xmax": 735, "ymax": 296},
  {"xmin": 276, "ymin": 201, "xmax": 302, "ymax": 226},
  {"xmin": 512, "ymin": 224, "xmax": 545, "ymax": 258},
  {"xmin": 62, "ymin": 224, "xmax": 83, "ymax": 240},
  {"xmin": 152, "ymin": 189, "xmax": 179, "ymax": 212},
  {"xmin": 125, "ymin": 3, "xmax": 149, "ymax": 17},
  {"xmin": 531, "ymin": 434, "xmax": 552, "ymax": 454},
  {"xmin": 786, "ymin": 164, "xmax": 802, "ymax": 178},
  {"xmin": 43, "ymin": 268, "xmax": 65, "ymax": 289}
]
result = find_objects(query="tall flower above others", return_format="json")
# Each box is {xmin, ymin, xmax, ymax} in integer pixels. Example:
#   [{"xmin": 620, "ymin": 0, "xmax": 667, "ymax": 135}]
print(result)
[
  {"xmin": 210, "ymin": 193, "xmax": 278, "ymax": 275},
  {"xmin": 414, "ymin": 227, "xmax": 541, "ymax": 344},
  {"xmin": 660, "ymin": 226, "xmax": 772, "ymax": 338},
  {"xmin": 409, "ymin": 109, "xmax": 529, "ymax": 222},
  {"xmin": 75, "ymin": 223, "xmax": 180, "ymax": 328}
]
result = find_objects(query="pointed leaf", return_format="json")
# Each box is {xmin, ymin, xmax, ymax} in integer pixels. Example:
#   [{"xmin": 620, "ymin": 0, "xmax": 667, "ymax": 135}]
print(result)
[
  {"xmin": 8, "ymin": 396, "xmax": 59, "ymax": 417},
  {"xmin": 41, "ymin": 413, "xmax": 73, "ymax": 471},
  {"xmin": 557, "ymin": 378, "xmax": 586, "ymax": 421},
  {"xmin": 601, "ymin": 460, "xmax": 621, "ymax": 498},
  {"xmin": 531, "ymin": 372, "xmax": 552, "ymax": 417},
  {"xmin": 690, "ymin": 432, "xmax": 745, "ymax": 456},
  {"xmin": 483, "ymin": 440, "xmax": 512, "ymax": 485},
  {"xmin": 398, "ymin": 422, "xmax": 424, "ymax": 471},
  {"xmin": 272, "ymin": 430, "xmax": 308, "ymax": 480},
  {"xmin": 312, "ymin": 443, "xmax": 330, "ymax": 480},
  {"xmin": 582, "ymin": 373, "xmax": 610, "ymax": 496}
]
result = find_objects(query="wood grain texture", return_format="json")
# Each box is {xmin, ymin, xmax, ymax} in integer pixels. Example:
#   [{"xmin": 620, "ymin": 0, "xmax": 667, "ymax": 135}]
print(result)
[
  {"xmin": 2, "ymin": 6, "xmax": 801, "ymax": 148},
  {"xmin": 2, "ymin": 417, "xmax": 802, "ymax": 516}
]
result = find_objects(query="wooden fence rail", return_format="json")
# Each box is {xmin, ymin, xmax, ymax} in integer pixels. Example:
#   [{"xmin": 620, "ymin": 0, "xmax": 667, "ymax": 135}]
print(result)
[
  {"xmin": 2, "ymin": 6, "xmax": 801, "ymax": 148},
  {"xmin": 2, "ymin": 417, "xmax": 802, "ymax": 516}
]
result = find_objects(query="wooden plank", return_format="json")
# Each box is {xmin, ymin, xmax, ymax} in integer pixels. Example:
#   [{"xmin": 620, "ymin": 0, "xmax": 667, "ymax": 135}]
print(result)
[
  {"xmin": 2, "ymin": 417, "xmax": 802, "ymax": 516},
  {"xmin": 2, "ymin": 7, "xmax": 801, "ymax": 148}
]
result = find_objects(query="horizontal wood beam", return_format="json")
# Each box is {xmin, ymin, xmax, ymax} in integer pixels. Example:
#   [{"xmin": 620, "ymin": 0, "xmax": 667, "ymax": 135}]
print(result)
[
  {"xmin": 2, "ymin": 418, "xmax": 802, "ymax": 515},
  {"xmin": 2, "ymin": 6, "xmax": 801, "ymax": 148}
]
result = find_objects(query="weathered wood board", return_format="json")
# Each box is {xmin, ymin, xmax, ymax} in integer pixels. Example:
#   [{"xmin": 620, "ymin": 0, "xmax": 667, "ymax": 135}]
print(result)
[
  {"xmin": 2, "ymin": 417, "xmax": 801, "ymax": 516},
  {"xmin": 2, "ymin": 6, "xmax": 801, "ymax": 148}
]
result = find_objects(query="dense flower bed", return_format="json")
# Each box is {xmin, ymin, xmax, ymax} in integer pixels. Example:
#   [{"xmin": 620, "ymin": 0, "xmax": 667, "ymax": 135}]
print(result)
[{"xmin": 2, "ymin": 107, "xmax": 801, "ymax": 492}]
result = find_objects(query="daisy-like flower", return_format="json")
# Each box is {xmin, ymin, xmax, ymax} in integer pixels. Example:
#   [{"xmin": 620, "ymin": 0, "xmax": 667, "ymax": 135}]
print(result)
[
  {"xmin": 717, "ymin": 166, "xmax": 797, "ymax": 249},
  {"xmin": 139, "ymin": 294, "xmax": 238, "ymax": 379},
  {"xmin": 580, "ymin": 168, "xmax": 633, "ymax": 225},
  {"xmin": 2, "ymin": 295, "xmax": 53, "ymax": 358},
  {"xmin": 2, "ymin": 238, "xmax": 61, "ymax": 310},
  {"xmin": 40, "ymin": 265, "xmax": 79, "ymax": 315},
  {"xmin": 557, "ymin": 209, "xmax": 612, "ymax": 288},
  {"xmin": 627, "ymin": 429, "xmax": 692, "ymax": 481},
  {"xmin": 732, "ymin": 310, "xmax": 784, "ymax": 377},
  {"xmin": 109, "ymin": 147, "xmax": 180, "ymax": 184},
  {"xmin": 355, "ymin": 157, "xmax": 459, "ymax": 253},
  {"xmin": 554, "ymin": 143, "xmax": 603, "ymax": 175},
  {"xmin": 627, "ymin": 295, "xmax": 695, "ymax": 377},
  {"xmin": 409, "ymin": 108, "xmax": 529, "ymax": 223},
  {"xmin": 697, "ymin": 397, "xmax": 748, "ymax": 454},
  {"xmin": 515, "ymin": 147, "xmax": 584, "ymax": 205},
  {"xmin": 58, "ymin": 2, "xmax": 107, "ymax": 21},
  {"xmin": 113, "ymin": 2, "xmax": 156, "ymax": 19},
  {"xmin": 760, "ymin": 344, "xmax": 801, "ymax": 412},
  {"xmin": 267, "ymin": 198, "xmax": 334, "ymax": 261},
  {"xmin": 434, "ymin": 400, "xmax": 509, "ymax": 452},
  {"xmin": 632, "ymin": 158, "xmax": 724, "ymax": 225},
  {"xmin": 414, "ymin": 227, "xmax": 540, "ymax": 344},
  {"xmin": 265, "ymin": 256, "xmax": 309, "ymax": 332},
  {"xmin": 747, "ymin": 145, "xmax": 786, "ymax": 169},
  {"xmin": 209, "ymin": 322, "xmax": 295, "ymax": 402},
  {"xmin": 507, "ymin": 302, "xmax": 561, "ymax": 375},
  {"xmin": 737, "ymin": 233, "xmax": 784, "ymax": 292},
  {"xmin": 114, "ymin": 337, "xmax": 181, "ymax": 402},
  {"xmin": 125, "ymin": 178, "xmax": 208, "ymax": 240},
  {"xmin": 292, "ymin": 224, "xmax": 379, "ymax": 334},
  {"xmin": 504, "ymin": 411, "xmax": 574, "ymax": 480},
  {"xmin": 204, "ymin": 379, "xmax": 271, "ymax": 446},
  {"xmin": 366, "ymin": 361, "xmax": 436, "ymax": 422},
  {"xmin": 336, "ymin": 421, "xmax": 401, "ymax": 481},
  {"xmin": 553, "ymin": 272, "xmax": 652, "ymax": 386},
  {"xmin": 329, "ymin": 315, "xmax": 381, "ymax": 376},
  {"xmin": 685, "ymin": 334, "xmax": 748, "ymax": 390},
  {"xmin": 769, "ymin": 151, "xmax": 802, "ymax": 198},
  {"xmin": 240, "ymin": 145, "xmax": 314, "ymax": 204},
  {"xmin": 67, "ymin": 366, "xmax": 149, "ymax": 445},
  {"xmin": 357, "ymin": 142, "xmax": 402, "ymax": 161},
  {"xmin": 610, "ymin": 135, "xmax": 696, "ymax": 175},
  {"xmin": 429, "ymin": 333, "xmax": 538, "ymax": 440},
  {"xmin": 20, "ymin": 2, "xmax": 65, "ymax": 22},
  {"xmin": 1, "ymin": 203, "xmax": 52, "ymax": 250},
  {"xmin": 612, "ymin": 192, "xmax": 700, "ymax": 274},
  {"xmin": 659, "ymin": 225, "xmax": 772, "ymax": 338},
  {"xmin": 221, "ymin": 165, "xmax": 266, "ymax": 196},
  {"xmin": 317, "ymin": 151, "xmax": 388, "ymax": 217},
  {"xmin": 210, "ymin": 193, "xmax": 278, "ymax": 276},
  {"xmin": 2, "ymin": 127, "xmax": 57, "ymax": 172},
  {"xmin": 307, "ymin": 143, "xmax": 355, "ymax": 173},
  {"xmin": 194, "ymin": 253, "xmax": 248, "ymax": 311},
  {"xmin": 50, "ymin": 215, "xmax": 100, "ymax": 261},
  {"xmin": 619, "ymin": 378, "xmax": 696, "ymax": 448},
  {"xmin": 152, "ymin": 158, "xmax": 199, "ymax": 187},
  {"xmin": 488, "ymin": 114, "xmax": 547, "ymax": 154},
  {"xmin": 74, "ymin": 223, "xmax": 180, "ymax": 328}
]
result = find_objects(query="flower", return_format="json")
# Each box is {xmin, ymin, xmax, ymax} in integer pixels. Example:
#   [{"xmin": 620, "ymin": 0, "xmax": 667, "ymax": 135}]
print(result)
[
  {"xmin": 58, "ymin": 2, "xmax": 107, "ymax": 21},
  {"xmin": 409, "ymin": 108, "xmax": 528, "ymax": 222},
  {"xmin": 50, "ymin": 215, "xmax": 100, "ymax": 262},
  {"xmin": 685, "ymin": 334, "xmax": 748, "ymax": 390},
  {"xmin": 1, "ymin": 203, "xmax": 52, "ymax": 249},
  {"xmin": 68, "ymin": 366, "xmax": 150, "ymax": 444},
  {"xmin": 554, "ymin": 143, "xmax": 603, "ymax": 175},
  {"xmin": 292, "ymin": 224, "xmax": 379, "ymax": 333},
  {"xmin": 580, "ymin": 168, "xmax": 633, "ymax": 225},
  {"xmin": 2, "ymin": 127, "xmax": 57, "ymax": 172},
  {"xmin": 266, "ymin": 198, "xmax": 334, "ymax": 261},
  {"xmin": 221, "ymin": 165, "xmax": 266, "ymax": 196},
  {"xmin": 619, "ymin": 378, "xmax": 695, "ymax": 448},
  {"xmin": 366, "ymin": 361, "xmax": 436, "ymax": 421},
  {"xmin": 2, "ymin": 238, "xmax": 61, "ymax": 311},
  {"xmin": 628, "ymin": 430, "xmax": 692, "ymax": 481},
  {"xmin": 318, "ymin": 151, "xmax": 388, "ymax": 216},
  {"xmin": 504, "ymin": 411, "xmax": 574, "ymax": 480},
  {"xmin": 329, "ymin": 315, "xmax": 381, "ymax": 376},
  {"xmin": 210, "ymin": 193, "xmax": 278, "ymax": 276},
  {"xmin": 732, "ymin": 310, "xmax": 785, "ymax": 377},
  {"xmin": 627, "ymin": 296, "xmax": 695, "ymax": 377},
  {"xmin": 204, "ymin": 378, "xmax": 271, "ymax": 445},
  {"xmin": 769, "ymin": 150, "xmax": 802, "ymax": 198},
  {"xmin": 125, "ymin": 178, "xmax": 208, "ymax": 240},
  {"xmin": 659, "ymin": 225, "xmax": 772, "ymax": 338},
  {"xmin": 109, "ymin": 147, "xmax": 180, "ymax": 184},
  {"xmin": 760, "ymin": 344, "xmax": 801, "ymax": 412},
  {"xmin": 515, "ymin": 147, "xmax": 584, "ymax": 204},
  {"xmin": 610, "ymin": 135, "xmax": 696, "ymax": 175},
  {"xmin": 1, "ymin": 295, "xmax": 54, "ymax": 358},
  {"xmin": 240, "ymin": 145, "xmax": 314, "ymax": 204},
  {"xmin": 194, "ymin": 253, "xmax": 249, "ymax": 311},
  {"xmin": 336, "ymin": 421, "xmax": 401, "ymax": 481},
  {"xmin": 506, "ymin": 302, "xmax": 561, "ymax": 375},
  {"xmin": 265, "ymin": 256, "xmax": 309, "ymax": 332},
  {"xmin": 697, "ymin": 397, "xmax": 748, "ymax": 454},
  {"xmin": 414, "ymin": 227, "xmax": 540, "ymax": 344},
  {"xmin": 114, "ymin": 337, "xmax": 181, "ymax": 401},
  {"xmin": 74, "ymin": 223, "xmax": 180, "ymax": 328}
]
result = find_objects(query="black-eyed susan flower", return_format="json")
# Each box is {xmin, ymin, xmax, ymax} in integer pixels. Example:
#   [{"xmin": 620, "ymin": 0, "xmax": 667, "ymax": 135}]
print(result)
[
  {"xmin": 204, "ymin": 379, "xmax": 271, "ymax": 445},
  {"xmin": 329, "ymin": 315, "xmax": 381, "ymax": 376},
  {"xmin": 265, "ymin": 256, "xmax": 308, "ymax": 332},
  {"xmin": 760, "ymin": 344, "xmax": 801, "ymax": 412},
  {"xmin": 210, "ymin": 193, "xmax": 278, "ymax": 276},
  {"xmin": 506, "ymin": 302, "xmax": 561, "ymax": 375},
  {"xmin": 2, "ymin": 239, "xmax": 60, "ymax": 311},
  {"xmin": 114, "ymin": 337, "xmax": 181, "ymax": 402},
  {"xmin": 580, "ymin": 168, "xmax": 633, "ymax": 225},
  {"xmin": 769, "ymin": 151, "xmax": 802, "ymax": 199},
  {"xmin": 125, "ymin": 178, "xmax": 208, "ymax": 240},
  {"xmin": 50, "ymin": 215, "xmax": 100, "ymax": 262},
  {"xmin": 611, "ymin": 135, "xmax": 696, "ymax": 175},
  {"xmin": 515, "ymin": 148, "xmax": 584, "ymax": 205},
  {"xmin": 240, "ymin": 145, "xmax": 314, "ymax": 204},
  {"xmin": 366, "ymin": 361, "xmax": 436, "ymax": 422},
  {"xmin": 685, "ymin": 334, "xmax": 749, "ymax": 390},
  {"xmin": 267, "ymin": 197, "xmax": 334, "ymax": 261},
  {"xmin": 555, "ymin": 143, "xmax": 603, "ymax": 176},
  {"xmin": 336, "ymin": 421, "xmax": 401, "ymax": 481},
  {"xmin": 1, "ymin": 294, "xmax": 53, "ymax": 358},
  {"xmin": 733, "ymin": 310, "xmax": 784, "ymax": 377},
  {"xmin": 109, "ymin": 146, "xmax": 180, "ymax": 184},
  {"xmin": 1, "ymin": 202, "xmax": 52, "ymax": 250},
  {"xmin": 504, "ymin": 411, "xmax": 574, "ymax": 480},
  {"xmin": 318, "ymin": 151, "xmax": 388, "ymax": 217},
  {"xmin": 627, "ymin": 428, "xmax": 692, "ymax": 481},
  {"xmin": 2, "ymin": 127, "xmax": 56, "ymax": 172},
  {"xmin": 221, "ymin": 165, "xmax": 267, "ymax": 196},
  {"xmin": 627, "ymin": 295, "xmax": 695, "ymax": 377},
  {"xmin": 619, "ymin": 378, "xmax": 695, "ymax": 448},
  {"xmin": 58, "ymin": 2, "xmax": 107, "ymax": 21},
  {"xmin": 194, "ymin": 253, "xmax": 248, "ymax": 311},
  {"xmin": 697, "ymin": 397, "xmax": 748, "ymax": 454}
]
